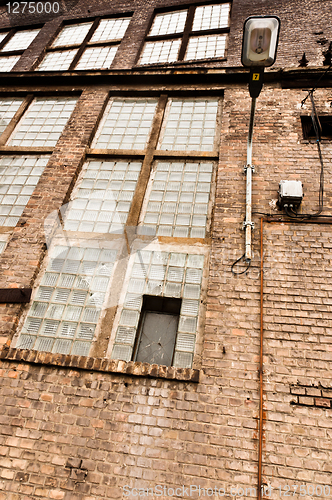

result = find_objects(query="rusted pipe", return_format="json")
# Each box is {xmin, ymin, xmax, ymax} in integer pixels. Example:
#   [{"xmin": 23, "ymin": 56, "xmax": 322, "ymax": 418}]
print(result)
[{"xmin": 257, "ymin": 216, "xmax": 332, "ymax": 500}]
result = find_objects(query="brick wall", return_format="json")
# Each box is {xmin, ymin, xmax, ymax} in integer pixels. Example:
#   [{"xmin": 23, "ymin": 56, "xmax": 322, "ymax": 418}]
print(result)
[{"xmin": 0, "ymin": 0, "xmax": 332, "ymax": 498}]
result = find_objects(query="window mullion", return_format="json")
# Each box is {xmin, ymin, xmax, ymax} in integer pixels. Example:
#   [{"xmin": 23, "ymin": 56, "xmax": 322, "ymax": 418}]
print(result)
[
  {"xmin": 69, "ymin": 18, "xmax": 101, "ymax": 70},
  {"xmin": 178, "ymin": 6, "xmax": 195, "ymax": 61},
  {"xmin": 0, "ymin": 94, "xmax": 34, "ymax": 147},
  {"xmin": 126, "ymin": 94, "xmax": 168, "ymax": 228},
  {"xmin": 0, "ymin": 29, "xmax": 15, "ymax": 52}
]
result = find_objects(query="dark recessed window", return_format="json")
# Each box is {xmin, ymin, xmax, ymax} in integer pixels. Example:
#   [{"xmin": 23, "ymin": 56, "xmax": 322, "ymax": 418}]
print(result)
[
  {"xmin": 301, "ymin": 115, "xmax": 332, "ymax": 140},
  {"xmin": 132, "ymin": 295, "xmax": 182, "ymax": 366}
]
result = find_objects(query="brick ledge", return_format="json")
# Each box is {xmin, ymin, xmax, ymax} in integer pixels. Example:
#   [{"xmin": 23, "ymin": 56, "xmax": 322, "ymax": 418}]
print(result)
[{"xmin": 0, "ymin": 348, "xmax": 200, "ymax": 382}]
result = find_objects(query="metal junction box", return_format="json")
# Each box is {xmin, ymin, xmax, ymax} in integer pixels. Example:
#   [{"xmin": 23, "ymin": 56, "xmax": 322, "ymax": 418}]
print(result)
[{"xmin": 278, "ymin": 180, "xmax": 303, "ymax": 207}]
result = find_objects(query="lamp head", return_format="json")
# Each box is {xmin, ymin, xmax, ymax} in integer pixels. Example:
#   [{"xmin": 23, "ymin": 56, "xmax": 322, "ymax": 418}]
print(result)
[{"xmin": 241, "ymin": 15, "xmax": 280, "ymax": 67}]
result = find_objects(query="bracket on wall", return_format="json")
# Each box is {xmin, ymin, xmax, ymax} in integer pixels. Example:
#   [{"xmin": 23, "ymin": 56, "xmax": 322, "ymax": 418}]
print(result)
[{"xmin": 0, "ymin": 288, "xmax": 32, "ymax": 304}]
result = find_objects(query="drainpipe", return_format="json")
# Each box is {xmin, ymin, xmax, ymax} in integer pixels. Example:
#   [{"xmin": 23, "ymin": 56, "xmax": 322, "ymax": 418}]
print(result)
[{"xmin": 243, "ymin": 97, "xmax": 256, "ymax": 262}]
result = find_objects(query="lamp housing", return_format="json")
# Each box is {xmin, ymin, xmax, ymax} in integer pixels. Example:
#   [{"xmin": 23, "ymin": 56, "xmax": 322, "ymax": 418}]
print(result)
[{"xmin": 241, "ymin": 15, "xmax": 280, "ymax": 67}]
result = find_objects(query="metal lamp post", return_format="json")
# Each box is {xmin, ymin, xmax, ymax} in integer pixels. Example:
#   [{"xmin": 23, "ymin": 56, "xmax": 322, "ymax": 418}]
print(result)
[{"xmin": 241, "ymin": 16, "xmax": 280, "ymax": 262}]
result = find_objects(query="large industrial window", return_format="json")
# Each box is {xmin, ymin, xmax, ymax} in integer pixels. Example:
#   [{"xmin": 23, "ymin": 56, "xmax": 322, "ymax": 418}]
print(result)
[
  {"xmin": 138, "ymin": 2, "xmax": 231, "ymax": 65},
  {"xmin": 0, "ymin": 27, "xmax": 40, "ymax": 72},
  {"xmin": 37, "ymin": 16, "xmax": 131, "ymax": 71},
  {"xmin": 16, "ymin": 93, "xmax": 219, "ymax": 368},
  {"xmin": 8, "ymin": 97, "xmax": 78, "ymax": 147}
]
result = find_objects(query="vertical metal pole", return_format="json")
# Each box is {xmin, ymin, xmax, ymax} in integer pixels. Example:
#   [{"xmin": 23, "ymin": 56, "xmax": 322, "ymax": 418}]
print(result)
[{"xmin": 244, "ymin": 97, "xmax": 256, "ymax": 261}]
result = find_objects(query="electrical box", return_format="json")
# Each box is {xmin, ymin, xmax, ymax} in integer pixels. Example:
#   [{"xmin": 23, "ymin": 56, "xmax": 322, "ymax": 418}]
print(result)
[{"xmin": 278, "ymin": 180, "xmax": 303, "ymax": 208}]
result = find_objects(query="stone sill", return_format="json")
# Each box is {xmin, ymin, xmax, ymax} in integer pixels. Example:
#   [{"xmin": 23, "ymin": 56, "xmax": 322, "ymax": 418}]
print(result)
[{"xmin": 0, "ymin": 348, "xmax": 200, "ymax": 382}]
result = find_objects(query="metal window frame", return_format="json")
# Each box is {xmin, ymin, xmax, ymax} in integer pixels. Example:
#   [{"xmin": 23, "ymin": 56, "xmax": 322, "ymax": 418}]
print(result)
[
  {"xmin": 136, "ymin": 0, "xmax": 231, "ymax": 66},
  {"xmin": 36, "ymin": 14, "xmax": 132, "ymax": 72}
]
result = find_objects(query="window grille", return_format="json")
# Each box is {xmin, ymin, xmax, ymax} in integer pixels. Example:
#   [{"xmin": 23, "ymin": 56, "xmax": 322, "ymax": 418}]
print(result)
[
  {"xmin": 0, "ymin": 28, "xmax": 40, "ymax": 72},
  {"xmin": 37, "ymin": 16, "xmax": 131, "ymax": 71},
  {"xmin": 139, "ymin": 2, "xmax": 231, "ymax": 65},
  {"xmin": 0, "ymin": 98, "xmax": 24, "ymax": 135}
]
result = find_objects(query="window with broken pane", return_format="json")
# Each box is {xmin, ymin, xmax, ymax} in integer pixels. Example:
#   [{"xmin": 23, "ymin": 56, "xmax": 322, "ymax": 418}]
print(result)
[{"xmin": 138, "ymin": 2, "xmax": 231, "ymax": 65}]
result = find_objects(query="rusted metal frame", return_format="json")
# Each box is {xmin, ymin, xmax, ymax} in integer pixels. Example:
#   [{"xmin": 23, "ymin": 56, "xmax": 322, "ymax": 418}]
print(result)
[
  {"xmin": 154, "ymin": 150, "xmax": 219, "ymax": 159},
  {"xmin": 69, "ymin": 18, "xmax": 101, "ymax": 70},
  {"xmin": 258, "ymin": 216, "xmax": 332, "ymax": 500},
  {"xmin": 145, "ymin": 33, "xmax": 183, "ymax": 43},
  {"xmin": 0, "ymin": 94, "xmax": 34, "ymax": 147},
  {"xmin": 126, "ymin": 94, "xmax": 168, "ymax": 228},
  {"xmin": 190, "ymin": 27, "xmax": 230, "ymax": 37},
  {"xmin": 0, "ymin": 146, "xmax": 54, "ymax": 154},
  {"xmin": 0, "ymin": 49, "xmax": 24, "ymax": 57},
  {"xmin": 178, "ymin": 5, "xmax": 196, "ymax": 61},
  {"xmin": 0, "ymin": 29, "xmax": 15, "ymax": 52},
  {"xmin": 87, "ymin": 148, "xmax": 146, "ymax": 158}
]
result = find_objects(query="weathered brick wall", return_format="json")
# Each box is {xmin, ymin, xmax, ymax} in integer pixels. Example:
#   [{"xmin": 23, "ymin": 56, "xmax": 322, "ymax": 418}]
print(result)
[{"xmin": 0, "ymin": 0, "xmax": 332, "ymax": 498}]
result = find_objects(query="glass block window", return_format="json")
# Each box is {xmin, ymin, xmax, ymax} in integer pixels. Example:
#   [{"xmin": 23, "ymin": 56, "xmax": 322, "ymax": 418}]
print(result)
[
  {"xmin": 38, "ymin": 16, "xmax": 131, "ymax": 71},
  {"xmin": 64, "ymin": 160, "xmax": 142, "ymax": 233},
  {"xmin": 0, "ymin": 32, "xmax": 9, "ymax": 45},
  {"xmin": 75, "ymin": 46, "xmax": 118, "ymax": 70},
  {"xmin": 0, "ymin": 237, "xmax": 7, "ymax": 255},
  {"xmin": 0, "ymin": 29, "xmax": 40, "ymax": 52},
  {"xmin": 139, "ymin": 3, "xmax": 231, "ymax": 65},
  {"xmin": 139, "ymin": 40, "xmax": 181, "ymax": 65},
  {"xmin": 0, "ymin": 155, "xmax": 50, "ymax": 227},
  {"xmin": 0, "ymin": 56, "xmax": 20, "ymax": 72},
  {"xmin": 185, "ymin": 34, "xmax": 227, "ymax": 60},
  {"xmin": 158, "ymin": 98, "xmax": 219, "ymax": 151},
  {"xmin": 150, "ymin": 10, "xmax": 187, "ymax": 36},
  {"xmin": 9, "ymin": 97, "xmax": 78, "ymax": 147},
  {"xmin": 91, "ymin": 18, "xmax": 131, "ymax": 42},
  {"xmin": 17, "ymin": 244, "xmax": 118, "ymax": 356},
  {"xmin": 0, "ymin": 98, "xmax": 24, "ymax": 135},
  {"xmin": 93, "ymin": 98, "xmax": 158, "ymax": 150},
  {"xmin": 111, "ymin": 250, "xmax": 205, "ymax": 368},
  {"xmin": 53, "ymin": 23, "xmax": 93, "ymax": 47},
  {"xmin": 37, "ymin": 50, "xmax": 78, "ymax": 71},
  {"xmin": 192, "ymin": 3, "xmax": 231, "ymax": 30},
  {"xmin": 140, "ymin": 161, "xmax": 213, "ymax": 238}
]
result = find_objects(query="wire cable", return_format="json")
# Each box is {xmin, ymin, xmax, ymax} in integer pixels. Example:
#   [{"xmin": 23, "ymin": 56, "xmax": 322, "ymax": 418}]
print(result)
[{"xmin": 231, "ymin": 253, "xmax": 251, "ymax": 275}]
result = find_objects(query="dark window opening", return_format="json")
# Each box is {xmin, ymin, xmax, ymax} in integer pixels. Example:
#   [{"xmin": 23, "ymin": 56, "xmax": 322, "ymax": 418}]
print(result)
[
  {"xmin": 133, "ymin": 295, "xmax": 182, "ymax": 366},
  {"xmin": 301, "ymin": 115, "xmax": 332, "ymax": 140}
]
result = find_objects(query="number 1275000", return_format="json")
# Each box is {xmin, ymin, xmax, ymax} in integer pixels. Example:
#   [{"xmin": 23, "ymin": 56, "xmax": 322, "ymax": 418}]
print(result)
[{"xmin": 6, "ymin": 2, "xmax": 60, "ymax": 14}]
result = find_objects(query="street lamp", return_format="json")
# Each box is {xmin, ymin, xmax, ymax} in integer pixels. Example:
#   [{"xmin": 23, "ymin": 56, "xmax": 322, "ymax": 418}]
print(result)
[{"xmin": 241, "ymin": 16, "xmax": 280, "ymax": 263}]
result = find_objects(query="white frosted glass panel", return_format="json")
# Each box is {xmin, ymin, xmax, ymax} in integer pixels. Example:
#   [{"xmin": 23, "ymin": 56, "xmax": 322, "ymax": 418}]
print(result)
[
  {"xmin": 1, "ymin": 29, "xmax": 40, "ymax": 52},
  {"xmin": 0, "ymin": 98, "xmax": 23, "ymax": 135},
  {"xmin": 94, "ymin": 98, "xmax": 158, "ymax": 150},
  {"xmin": 193, "ymin": 3, "xmax": 231, "ymax": 31},
  {"xmin": 18, "ymin": 244, "xmax": 117, "ymax": 355},
  {"xmin": 0, "ymin": 240, "xmax": 6, "ymax": 254},
  {"xmin": 159, "ymin": 99, "xmax": 218, "ymax": 151},
  {"xmin": 150, "ymin": 10, "xmax": 187, "ymax": 36},
  {"xmin": 0, "ymin": 155, "xmax": 50, "ymax": 227},
  {"xmin": 53, "ymin": 23, "xmax": 92, "ymax": 47},
  {"xmin": 9, "ymin": 97, "xmax": 77, "ymax": 147},
  {"xmin": 185, "ymin": 35, "xmax": 227, "ymax": 60},
  {"xmin": 0, "ymin": 56, "xmax": 20, "ymax": 72},
  {"xmin": 139, "ymin": 39, "xmax": 181, "ymax": 65},
  {"xmin": 173, "ymin": 351, "xmax": 193, "ymax": 368},
  {"xmin": 141, "ymin": 161, "xmax": 213, "ymax": 237},
  {"xmin": 75, "ymin": 46, "xmax": 118, "ymax": 70},
  {"xmin": 64, "ymin": 160, "xmax": 141, "ymax": 233},
  {"xmin": 91, "ymin": 18, "xmax": 131, "ymax": 42},
  {"xmin": 37, "ymin": 49, "xmax": 78, "ymax": 71},
  {"xmin": 0, "ymin": 33, "xmax": 9, "ymax": 45}
]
